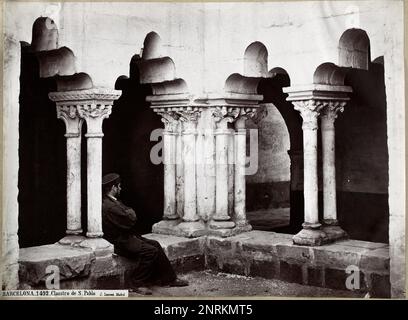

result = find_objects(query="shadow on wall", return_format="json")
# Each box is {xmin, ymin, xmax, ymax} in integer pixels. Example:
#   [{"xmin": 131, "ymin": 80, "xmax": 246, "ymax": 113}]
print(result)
[
  {"xmin": 18, "ymin": 17, "xmax": 93, "ymax": 247},
  {"xmin": 104, "ymin": 70, "xmax": 163, "ymax": 235},
  {"xmin": 335, "ymin": 59, "xmax": 389, "ymax": 243},
  {"xmin": 103, "ymin": 32, "xmax": 183, "ymax": 234},
  {"xmin": 315, "ymin": 29, "xmax": 389, "ymax": 243}
]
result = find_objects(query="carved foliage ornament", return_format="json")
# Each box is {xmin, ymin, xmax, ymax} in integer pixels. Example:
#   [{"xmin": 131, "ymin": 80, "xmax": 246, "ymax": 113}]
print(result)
[
  {"xmin": 77, "ymin": 103, "xmax": 112, "ymax": 119},
  {"xmin": 159, "ymin": 111, "xmax": 179, "ymax": 132},
  {"xmin": 56, "ymin": 105, "xmax": 83, "ymax": 136},
  {"xmin": 177, "ymin": 109, "xmax": 201, "ymax": 123},
  {"xmin": 57, "ymin": 105, "xmax": 78, "ymax": 119}
]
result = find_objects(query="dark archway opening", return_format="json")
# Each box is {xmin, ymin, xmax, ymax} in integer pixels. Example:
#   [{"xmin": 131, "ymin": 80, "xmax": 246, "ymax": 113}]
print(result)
[
  {"xmin": 333, "ymin": 60, "xmax": 389, "ymax": 243},
  {"xmin": 18, "ymin": 42, "xmax": 67, "ymax": 248},
  {"xmin": 245, "ymin": 71, "xmax": 304, "ymax": 234},
  {"xmin": 103, "ymin": 56, "xmax": 164, "ymax": 235}
]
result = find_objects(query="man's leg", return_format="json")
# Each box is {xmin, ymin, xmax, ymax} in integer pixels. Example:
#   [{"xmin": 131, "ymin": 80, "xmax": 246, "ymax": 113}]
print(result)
[
  {"xmin": 118, "ymin": 236, "xmax": 159, "ymax": 287},
  {"xmin": 140, "ymin": 237, "xmax": 188, "ymax": 286}
]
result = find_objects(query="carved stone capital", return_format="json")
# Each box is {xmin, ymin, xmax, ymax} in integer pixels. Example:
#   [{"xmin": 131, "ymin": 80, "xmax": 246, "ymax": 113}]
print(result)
[
  {"xmin": 292, "ymin": 100, "xmax": 325, "ymax": 131},
  {"xmin": 50, "ymin": 88, "xmax": 120, "ymax": 136},
  {"xmin": 177, "ymin": 108, "xmax": 201, "ymax": 123},
  {"xmin": 212, "ymin": 106, "xmax": 234, "ymax": 129},
  {"xmin": 158, "ymin": 111, "xmax": 179, "ymax": 132},
  {"xmin": 77, "ymin": 103, "xmax": 112, "ymax": 120},
  {"xmin": 77, "ymin": 104, "xmax": 112, "ymax": 136},
  {"xmin": 234, "ymin": 107, "xmax": 258, "ymax": 129},
  {"xmin": 56, "ymin": 105, "xmax": 83, "ymax": 137},
  {"xmin": 320, "ymin": 101, "xmax": 347, "ymax": 130}
]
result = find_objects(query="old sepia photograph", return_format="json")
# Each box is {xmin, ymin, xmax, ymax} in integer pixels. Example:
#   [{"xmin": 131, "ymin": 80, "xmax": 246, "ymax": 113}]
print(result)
[{"xmin": 0, "ymin": 0, "xmax": 405, "ymax": 301}]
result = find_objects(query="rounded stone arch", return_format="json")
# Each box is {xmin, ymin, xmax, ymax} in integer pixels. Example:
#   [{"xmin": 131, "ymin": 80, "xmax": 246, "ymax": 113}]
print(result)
[
  {"xmin": 244, "ymin": 41, "xmax": 268, "ymax": 77},
  {"xmin": 338, "ymin": 28, "xmax": 371, "ymax": 70},
  {"xmin": 313, "ymin": 62, "xmax": 347, "ymax": 85},
  {"xmin": 36, "ymin": 47, "xmax": 77, "ymax": 78},
  {"xmin": 31, "ymin": 17, "xmax": 59, "ymax": 52},
  {"xmin": 128, "ymin": 32, "xmax": 176, "ymax": 84},
  {"xmin": 142, "ymin": 31, "xmax": 163, "ymax": 60},
  {"xmin": 257, "ymin": 69, "xmax": 302, "ymax": 152},
  {"xmin": 244, "ymin": 68, "xmax": 304, "ymax": 232}
]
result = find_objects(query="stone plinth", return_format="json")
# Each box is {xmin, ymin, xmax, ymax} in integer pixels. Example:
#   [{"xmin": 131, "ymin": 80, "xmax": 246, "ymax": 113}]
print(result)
[{"xmin": 149, "ymin": 92, "xmax": 263, "ymax": 238}]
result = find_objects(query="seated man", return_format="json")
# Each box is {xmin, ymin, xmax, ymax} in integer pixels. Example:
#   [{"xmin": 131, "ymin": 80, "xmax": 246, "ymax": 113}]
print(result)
[{"xmin": 101, "ymin": 173, "xmax": 188, "ymax": 294}]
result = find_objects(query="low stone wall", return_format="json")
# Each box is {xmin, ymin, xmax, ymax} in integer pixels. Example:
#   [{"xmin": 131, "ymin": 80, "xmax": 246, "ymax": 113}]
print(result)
[
  {"xmin": 18, "ymin": 231, "xmax": 389, "ymax": 297},
  {"xmin": 205, "ymin": 231, "xmax": 390, "ymax": 298},
  {"xmin": 18, "ymin": 235, "xmax": 206, "ymax": 290}
]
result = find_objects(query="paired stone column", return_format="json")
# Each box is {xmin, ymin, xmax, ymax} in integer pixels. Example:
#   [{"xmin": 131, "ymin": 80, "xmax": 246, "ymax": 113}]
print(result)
[
  {"xmin": 283, "ymin": 84, "xmax": 351, "ymax": 246},
  {"xmin": 210, "ymin": 107, "xmax": 236, "ymax": 230},
  {"xmin": 55, "ymin": 105, "xmax": 83, "ymax": 238},
  {"xmin": 149, "ymin": 92, "xmax": 262, "ymax": 238},
  {"xmin": 320, "ymin": 102, "xmax": 348, "ymax": 239},
  {"xmin": 49, "ymin": 89, "xmax": 120, "ymax": 248}
]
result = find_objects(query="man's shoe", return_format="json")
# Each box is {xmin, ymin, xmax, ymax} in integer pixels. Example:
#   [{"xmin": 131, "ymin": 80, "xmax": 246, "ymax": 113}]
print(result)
[
  {"xmin": 166, "ymin": 278, "xmax": 189, "ymax": 287},
  {"xmin": 130, "ymin": 286, "xmax": 153, "ymax": 295}
]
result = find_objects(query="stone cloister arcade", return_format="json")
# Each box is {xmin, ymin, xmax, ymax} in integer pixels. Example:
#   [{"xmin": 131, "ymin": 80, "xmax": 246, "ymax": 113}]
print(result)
[{"xmin": 1, "ymin": 2, "xmax": 404, "ymax": 299}]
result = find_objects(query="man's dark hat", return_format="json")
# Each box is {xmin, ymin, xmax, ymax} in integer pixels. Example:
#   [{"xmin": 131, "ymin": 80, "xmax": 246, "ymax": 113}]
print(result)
[{"xmin": 102, "ymin": 173, "xmax": 121, "ymax": 185}]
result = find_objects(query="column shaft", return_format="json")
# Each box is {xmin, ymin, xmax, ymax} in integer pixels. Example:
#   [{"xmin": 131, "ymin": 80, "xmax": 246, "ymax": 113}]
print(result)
[
  {"xmin": 234, "ymin": 128, "xmax": 247, "ymax": 224},
  {"xmin": 321, "ymin": 116, "xmax": 337, "ymax": 222},
  {"xmin": 183, "ymin": 123, "xmax": 199, "ymax": 222},
  {"xmin": 214, "ymin": 129, "xmax": 230, "ymax": 220},
  {"xmin": 303, "ymin": 117, "xmax": 320, "ymax": 226},
  {"xmin": 86, "ymin": 135, "xmax": 103, "ymax": 237},
  {"xmin": 66, "ymin": 135, "xmax": 82, "ymax": 234},
  {"xmin": 163, "ymin": 130, "xmax": 177, "ymax": 219},
  {"xmin": 176, "ymin": 124, "xmax": 184, "ymax": 218}
]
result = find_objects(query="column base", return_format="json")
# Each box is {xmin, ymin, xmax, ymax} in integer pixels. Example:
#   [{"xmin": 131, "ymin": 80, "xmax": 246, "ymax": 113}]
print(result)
[
  {"xmin": 66, "ymin": 229, "xmax": 83, "ymax": 235},
  {"xmin": 152, "ymin": 219, "xmax": 182, "ymax": 235},
  {"xmin": 58, "ymin": 235, "xmax": 86, "ymax": 246},
  {"xmin": 208, "ymin": 223, "xmax": 252, "ymax": 238},
  {"xmin": 174, "ymin": 221, "xmax": 207, "ymax": 238},
  {"xmin": 322, "ymin": 221, "xmax": 348, "ymax": 243},
  {"xmin": 209, "ymin": 220, "xmax": 236, "ymax": 230},
  {"xmin": 79, "ymin": 238, "xmax": 114, "ymax": 257},
  {"xmin": 292, "ymin": 227, "xmax": 328, "ymax": 246},
  {"xmin": 86, "ymin": 232, "xmax": 104, "ymax": 238}
]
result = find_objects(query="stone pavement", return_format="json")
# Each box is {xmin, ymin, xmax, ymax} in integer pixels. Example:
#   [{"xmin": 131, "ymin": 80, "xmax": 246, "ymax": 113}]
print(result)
[{"xmin": 130, "ymin": 270, "xmax": 364, "ymax": 298}]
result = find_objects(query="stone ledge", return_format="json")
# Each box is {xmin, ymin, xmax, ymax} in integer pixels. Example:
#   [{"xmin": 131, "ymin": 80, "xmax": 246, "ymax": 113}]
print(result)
[
  {"xmin": 18, "ymin": 231, "xmax": 390, "ymax": 297},
  {"xmin": 19, "ymin": 244, "xmax": 95, "ymax": 286},
  {"xmin": 205, "ymin": 230, "xmax": 390, "ymax": 297}
]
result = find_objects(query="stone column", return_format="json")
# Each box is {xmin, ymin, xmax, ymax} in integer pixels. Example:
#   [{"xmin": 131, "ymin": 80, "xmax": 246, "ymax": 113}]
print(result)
[
  {"xmin": 78, "ymin": 103, "xmax": 111, "ymax": 238},
  {"xmin": 234, "ymin": 114, "xmax": 251, "ymax": 230},
  {"xmin": 152, "ymin": 111, "xmax": 181, "ymax": 234},
  {"xmin": 56, "ymin": 105, "xmax": 83, "ymax": 239},
  {"xmin": 161, "ymin": 112, "xmax": 179, "ymax": 220},
  {"xmin": 175, "ymin": 109, "xmax": 206, "ymax": 237},
  {"xmin": 210, "ymin": 107, "xmax": 236, "ymax": 231},
  {"xmin": 292, "ymin": 100, "xmax": 327, "ymax": 245},
  {"xmin": 321, "ymin": 102, "xmax": 348, "ymax": 240}
]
